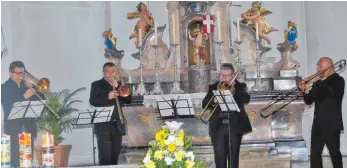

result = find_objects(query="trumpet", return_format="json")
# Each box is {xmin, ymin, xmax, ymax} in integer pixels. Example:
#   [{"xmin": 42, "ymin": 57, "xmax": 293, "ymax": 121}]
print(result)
[
  {"xmin": 22, "ymin": 70, "xmax": 59, "ymax": 118},
  {"xmin": 200, "ymin": 68, "xmax": 244, "ymax": 124},
  {"xmin": 260, "ymin": 59, "xmax": 346, "ymax": 118}
]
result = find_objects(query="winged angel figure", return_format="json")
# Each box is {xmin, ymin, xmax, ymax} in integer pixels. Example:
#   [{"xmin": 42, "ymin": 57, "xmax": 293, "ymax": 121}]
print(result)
[
  {"xmin": 241, "ymin": 1, "xmax": 278, "ymax": 45},
  {"xmin": 127, "ymin": 2, "xmax": 154, "ymax": 48}
]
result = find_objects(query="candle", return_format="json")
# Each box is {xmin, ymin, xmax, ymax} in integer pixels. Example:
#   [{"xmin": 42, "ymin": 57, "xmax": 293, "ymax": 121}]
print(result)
[
  {"xmin": 154, "ymin": 21, "xmax": 158, "ymax": 45},
  {"xmin": 19, "ymin": 132, "xmax": 32, "ymax": 167},
  {"xmin": 1, "ymin": 134, "xmax": 11, "ymax": 167},
  {"xmin": 172, "ymin": 14, "xmax": 176, "ymax": 44},
  {"xmin": 217, "ymin": 12, "xmax": 222, "ymax": 41},
  {"xmin": 42, "ymin": 133, "xmax": 54, "ymax": 167},
  {"xmin": 139, "ymin": 29, "xmax": 142, "ymax": 47},
  {"xmin": 237, "ymin": 17, "xmax": 241, "ymax": 41},
  {"xmin": 256, "ymin": 22, "xmax": 259, "ymax": 41}
]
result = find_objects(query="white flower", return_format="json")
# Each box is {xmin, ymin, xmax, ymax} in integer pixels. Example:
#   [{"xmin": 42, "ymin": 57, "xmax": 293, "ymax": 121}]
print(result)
[
  {"xmin": 165, "ymin": 121, "xmax": 184, "ymax": 131},
  {"xmin": 143, "ymin": 151, "xmax": 151, "ymax": 164},
  {"xmin": 165, "ymin": 135, "xmax": 176, "ymax": 145},
  {"xmin": 164, "ymin": 157, "xmax": 175, "ymax": 165},
  {"xmin": 185, "ymin": 151, "xmax": 195, "ymax": 161}
]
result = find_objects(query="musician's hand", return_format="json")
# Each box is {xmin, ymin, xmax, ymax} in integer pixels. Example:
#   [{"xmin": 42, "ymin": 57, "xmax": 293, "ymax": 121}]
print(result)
[
  {"xmin": 108, "ymin": 91, "xmax": 119, "ymax": 99},
  {"xmin": 111, "ymin": 80, "xmax": 119, "ymax": 88},
  {"xmin": 298, "ymin": 81, "xmax": 306, "ymax": 92},
  {"xmin": 23, "ymin": 88, "xmax": 35, "ymax": 99},
  {"xmin": 24, "ymin": 80, "xmax": 33, "ymax": 88}
]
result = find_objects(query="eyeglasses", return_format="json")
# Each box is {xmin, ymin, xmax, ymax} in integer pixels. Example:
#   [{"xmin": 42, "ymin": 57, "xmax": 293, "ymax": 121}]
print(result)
[
  {"xmin": 220, "ymin": 74, "xmax": 233, "ymax": 78},
  {"xmin": 12, "ymin": 71, "xmax": 25, "ymax": 75}
]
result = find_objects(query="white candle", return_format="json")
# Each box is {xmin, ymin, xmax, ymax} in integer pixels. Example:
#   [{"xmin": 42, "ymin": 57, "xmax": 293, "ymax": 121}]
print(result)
[
  {"xmin": 139, "ymin": 29, "xmax": 142, "ymax": 47},
  {"xmin": 237, "ymin": 17, "xmax": 240, "ymax": 41},
  {"xmin": 256, "ymin": 22, "xmax": 259, "ymax": 41},
  {"xmin": 154, "ymin": 21, "xmax": 158, "ymax": 45},
  {"xmin": 172, "ymin": 14, "xmax": 176, "ymax": 44},
  {"xmin": 217, "ymin": 12, "xmax": 222, "ymax": 41}
]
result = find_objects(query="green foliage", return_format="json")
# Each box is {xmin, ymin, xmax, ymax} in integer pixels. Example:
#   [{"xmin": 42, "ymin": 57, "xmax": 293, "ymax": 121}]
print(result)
[{"xmin": 36, "ymin": 87, "xmax": 86, "ymax": 145}]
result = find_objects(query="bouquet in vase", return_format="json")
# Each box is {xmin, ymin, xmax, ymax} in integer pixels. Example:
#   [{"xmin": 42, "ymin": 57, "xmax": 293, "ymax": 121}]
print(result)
[{"xmin": 138, "ymin": 121, "xmax": 207, "ymax": 168}]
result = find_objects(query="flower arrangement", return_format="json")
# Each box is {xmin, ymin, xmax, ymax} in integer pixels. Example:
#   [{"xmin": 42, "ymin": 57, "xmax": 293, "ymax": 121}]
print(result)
[{"xmin": 138, "ymin": 121, "xmax": 207, "ymax": 168}]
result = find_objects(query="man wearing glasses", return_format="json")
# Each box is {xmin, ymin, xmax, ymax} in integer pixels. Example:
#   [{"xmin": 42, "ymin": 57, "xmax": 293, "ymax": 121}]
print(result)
[
  {"xmin": 1, "ymin": 61, "xmax": 44, "ymax": 167},
  {"xmin": 202, "ymin": 63, "xmax": 252, "ymax": 168}
]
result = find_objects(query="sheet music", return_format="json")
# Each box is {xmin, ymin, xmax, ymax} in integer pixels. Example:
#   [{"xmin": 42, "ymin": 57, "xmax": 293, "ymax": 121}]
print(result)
[
  {"xmin": 172, "ymin": 94, "xmax": 195, "ymax": 115},
  {"xmin": 212, "ymin": 90, "xmax": 240, "ymax": 112},
  {"xmin": 26, "ymin": 101, "xmax": 45, "ymax": 118},
  {"xmin": 156, "ymin": 95, "xmax": 174, "ymax": 117},
  {"xmin": 76, "ymin": 106, "xmax": 114, "ymax": 124},
  {"xmin": 8, "ymin": 101, "xmax": 31, "ymax": 120},
  {"xmin": 76, "ymin": 111, "xmax": 94, "ymax": 125}
]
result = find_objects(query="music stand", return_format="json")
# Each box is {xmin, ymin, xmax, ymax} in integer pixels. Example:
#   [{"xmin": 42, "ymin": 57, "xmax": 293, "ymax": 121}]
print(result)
[
  {"xmin": 155, "ymin": 94, "xmax": 195, "ymax": 120},
  {"xmin": 74, "ymin": 106, "xmax": 114, "ymax": 166},
  {"xmin": 212, "ymin": 90, "xmax": 240, "ymax": 168},
  {"xmin": 7, "ymin": 100, "xmax": 46, "ymax": 132}
]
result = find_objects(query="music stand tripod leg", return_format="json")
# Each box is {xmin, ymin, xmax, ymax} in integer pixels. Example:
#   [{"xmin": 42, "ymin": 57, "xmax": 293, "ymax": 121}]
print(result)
[{"xmin": 92, "ymin": 125, "xmax": 96, "ymax": 166}]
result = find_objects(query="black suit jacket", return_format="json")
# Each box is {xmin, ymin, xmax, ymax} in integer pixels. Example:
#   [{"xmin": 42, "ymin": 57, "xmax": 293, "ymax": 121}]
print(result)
[
  {"xmin": 303, "ymin": 73, "xmax": 345, "ymax": 132},
  {"xmin": 1, "ymin": 78, "xmax": 45, "ymax": 138},
  {"xmin": 202, "ymin": 81, "xmax": 252, "ymax": 136},
  {"xmin": 89, "ymin": 78, "xmax": 132, "ymax": 134}
]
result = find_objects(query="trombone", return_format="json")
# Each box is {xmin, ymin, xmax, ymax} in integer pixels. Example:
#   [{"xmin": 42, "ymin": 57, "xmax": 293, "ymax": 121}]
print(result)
[
  {"xmin": 200, "ymin": 68, "xmax": 244, "ymax": 124},
  {"xmin": 260, "ymin": 59, "xmax": 346, "ymax": 118}
]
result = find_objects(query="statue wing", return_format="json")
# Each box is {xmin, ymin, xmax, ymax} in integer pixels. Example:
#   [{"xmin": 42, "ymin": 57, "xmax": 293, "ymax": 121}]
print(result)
[
  {"xmin": 259, "ymin": 7, "xmax": 272, "ymax": 16},
  {"xmin": 147, "ymin": 11, "xmax": 154, "ymax": 26},
  {"xmin": 127, "ymin": 11, "xmax": 140, "ymax": 19}
]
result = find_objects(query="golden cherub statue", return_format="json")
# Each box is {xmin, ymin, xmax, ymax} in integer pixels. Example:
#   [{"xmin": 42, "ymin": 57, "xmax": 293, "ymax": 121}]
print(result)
[
  {"xmin": 127, "ymin": 2, "xmax": 154, "ymax": 47},
  {"xmin": 241, "ymin": 1, "xmax": 278, "ymax": 45},
  {"xmin": 103, "ymin": 28, "xmax": 117, "ymax": 49}
]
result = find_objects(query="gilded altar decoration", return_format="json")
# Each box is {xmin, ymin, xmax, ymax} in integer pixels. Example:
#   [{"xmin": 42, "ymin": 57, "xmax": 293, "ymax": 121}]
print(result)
[
  {"xmin": 127, "ymin": 2, "xmax": 154, "ymax": 48},
  {"xmin": 278, "ymin": 21, "xmax": 299, "ymax": 51},
  {"xmin": 138, "ymin": 121, "xmax": 207, "ymax": 168},
  {"xmin": 241, "ymin": 1, "xmax": 278, "ymax": 45},
  {"xmin": 103, "ymin": 28, "xmax": 124, "ymax": 65},
  {"xmin": 188, "ymin": 22, "xmax": 211, "ymax": 65}
]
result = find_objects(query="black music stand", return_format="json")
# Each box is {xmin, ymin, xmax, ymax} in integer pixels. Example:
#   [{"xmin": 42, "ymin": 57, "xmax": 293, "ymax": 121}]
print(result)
[
  {"xmin": 212, "ymin": 90, "xmax": 240, "ymax": 168},
  {"xmin": 74, "ymin": 106, "xmax": 114, "ymax": 166},
  {"xmin": 7, "ymin": 100, "xmax": 45, "ymax": 132},
  {"xmin": 155, "ymin": 94, "xmax": 195, "ymax": 120}
]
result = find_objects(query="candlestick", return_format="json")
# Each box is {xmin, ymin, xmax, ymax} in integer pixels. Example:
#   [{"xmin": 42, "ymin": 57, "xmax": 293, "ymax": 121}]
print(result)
[
  {"xmin": 135, "ymin": 45, "xmax": 148, "ymax": 95},
  {"xmin": 234, "ymin": 40, "xmax": 243, "ymax": 68},
  {"xmin": 256, "ymin": 22, "xmax": 259, "ymax": 41},
  {"xmin": 154, "ymin": 22, "xmax": 158, "ymax": 45},
  {"xmin": 42, "ymin": 133, "xmax": 54, "ymax": 167},
  {"xmin": 1, "ymin": 134, "xmax": 11, "ymax": 167},
  {"xmin": 215, "ymin": 41, "xmax": 224, "ymax": 68},
  {"xmin": 150, "ymin": 44, "xmax": 164, "ymax": 95},
  {"xmin": 139, "ymin": 29, "xmax": 142, "ymax": 47},
  {"xmin": 170, "ymin": 44, "xmax": 184, "ymax": 94},
  {"xmin": 217, "ymin": 12, "xmax": 222, "ymax": 42},
  {"xmin": 171, "ymin": 14, "xmax": 176, "ymax": 44},
  {"xmin": 19, "ymin": 132, "xmax": 32, "ymax": 168},
  {"xmin": 237, "ymin": 17, "xmax": 241, "ymax": 41},
  {"xmin": 252, "ymin": 38, "xmax": 267, "ymax": 91}
]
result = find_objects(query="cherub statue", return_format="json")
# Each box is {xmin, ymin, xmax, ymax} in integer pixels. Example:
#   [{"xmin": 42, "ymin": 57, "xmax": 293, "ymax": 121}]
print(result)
[
  {"xmin": 103, "ymin": 28, "xmax": 117, "ymax": 50},
  {"xmin": 241, "ymin": 1, "xmax": 278, "ymax": 45},
  {"xmin": 278, "ymin": 21, "xmax": 299, "ymax": 50},
  {"xmin": 188, "ymin": 23, "xmax": 209, "ymax": 65},
  {"xmin": 127, "ymin": 2, "xmax": 154, "ymax": 47},
  {"xmin": 102, "ymin": 28, "xmax": 124, "ymax": 66}
]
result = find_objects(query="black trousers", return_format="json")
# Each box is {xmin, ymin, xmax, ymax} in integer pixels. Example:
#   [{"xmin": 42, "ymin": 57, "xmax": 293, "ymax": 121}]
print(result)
[
  {"xmin": 310, "ymin": 125, "xmax": 343, "ymax": 168},
  {"xmin": 95, "ymin": 132, "xmax": 122, "ymax": 165},
  {"xmin": 211, "ymin": 121, "xmax": 243, "ymax": 168}
]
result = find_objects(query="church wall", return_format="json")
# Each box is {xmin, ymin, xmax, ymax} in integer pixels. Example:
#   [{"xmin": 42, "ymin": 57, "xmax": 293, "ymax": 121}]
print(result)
[{"xmin": 1, "ymin": 1, "xmax": 347, "ymax": 166}]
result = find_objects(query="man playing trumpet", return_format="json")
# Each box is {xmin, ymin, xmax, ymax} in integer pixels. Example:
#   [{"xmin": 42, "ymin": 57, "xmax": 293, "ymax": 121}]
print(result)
[{"xmin": 298, "ymin": 57, "xmax": 345, "ymax": 168}]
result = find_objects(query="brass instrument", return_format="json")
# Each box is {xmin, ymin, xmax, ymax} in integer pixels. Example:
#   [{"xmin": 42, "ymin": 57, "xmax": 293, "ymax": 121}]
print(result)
[
  {"xmin": 22, "ymin": 70, "xmax": 59, "ymax": 118},
  {"xmin": 112, "ymin": 71, "xmax": 131, "ymax": 135},
  {"xmin": 200, "ymin": 68, "xmax": 244, "ymax": 124},
  {"xmin": 260, "ymin": 59, "xmax": 346, "ymax": 118}
]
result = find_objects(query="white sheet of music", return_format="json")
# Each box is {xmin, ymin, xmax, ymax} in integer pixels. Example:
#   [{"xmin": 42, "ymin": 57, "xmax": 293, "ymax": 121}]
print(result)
[
  {"xmin": 8, "ymin": 101, "xmax": 31, "ymax": 120},
  {"xmin": 212, "ymin": 90, "xmax": 240, "ymax": 112},
  {"xmin": 76, "ymin": 112, "xmax": 94, "ymax": 124},
  {"xmin": 93, "ymin": 107, "xmax": 114, "ymax": 123},
  {"xmin": 25, "ymin": 101, "xmax": 45, "ymax": 118},
  {"xmin": 156, "ymin": 95, "xmax": 175, "ymax": 117},
  {"xmin": 172, "ymin": 94, "xmax": 195, "ymax": 115}
]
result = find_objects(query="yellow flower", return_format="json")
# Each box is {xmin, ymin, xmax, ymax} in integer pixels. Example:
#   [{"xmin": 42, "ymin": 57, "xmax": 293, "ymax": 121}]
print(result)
[
  {"xmin": 174, "ymin": 151, "xmax": 185, "ymax": 161},
  {"xmin": 159, "ymin": 139, "xmax": 165, "ymax": 147},
  {"xmin": 167, "ymin": 142, "xmax": 176, "ymax": 152},
  {"xmin": 185, "ymin": 159, "xmax": 195, "ymax": 168},
  {"xmin": 175, "ymin": 138, "xmax": 184, "ymax": 146},
  {"xmin": 145, "ymin": 160, "xmax": 156, "ymax": 168},
  {"xmin": 154, "ymin": 150, "xmax": 164, "ymax": 160},
  {"xmin": 155, "ymin": 129, "xmax": 167, "ymax": 142},
  {"xmin": 178, "ymin": 130, "xmax": 185, "ymax": 140}
]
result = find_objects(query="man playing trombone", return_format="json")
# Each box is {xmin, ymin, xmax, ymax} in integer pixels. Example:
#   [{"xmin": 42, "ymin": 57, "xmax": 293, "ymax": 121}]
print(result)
[
  {"xmin": 1, "ymin": 61, "xmax": 45, "ymax": 167},
  {"xmin": 202, "ymin": 63, "xmax": 252, "ymax": 168},
  {"xmin": 299, "ymin": 57, "xmax": 345, "ymax": 168}
]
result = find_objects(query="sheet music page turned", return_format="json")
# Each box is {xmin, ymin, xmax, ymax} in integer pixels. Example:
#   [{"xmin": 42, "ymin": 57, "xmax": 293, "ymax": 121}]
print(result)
[
  {"xmin": 8, "ymin": 101, "xmax": 31, "ymax": 120},
  {"xmin": 172, "ymin": 94, "xmax": 194, "ymax": 115},
  {"xmin": 155, "ymin": 95, "xmax": 174, "ymax": 117},
  {"xmin": 26, "ymin": 101, "xmax": 46, "ymax": 118},
  {"xmin": 212, "ymin": 90, "xmax": 240, "ymax": 112}
]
